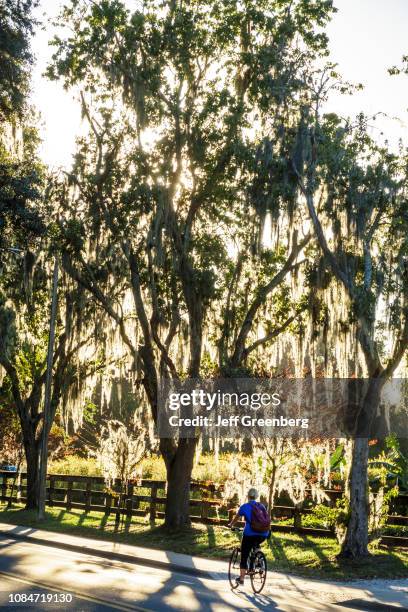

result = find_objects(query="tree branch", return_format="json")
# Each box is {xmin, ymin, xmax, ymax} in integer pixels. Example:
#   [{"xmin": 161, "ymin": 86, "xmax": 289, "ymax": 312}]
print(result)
[
  {"xmin": 295, "ymin": 171, "xmax": 353, "ymax": 293},
  {"xmin": 243, "ymin": 314, "xmax": 297, "ymax": 358},
  {"xmin": 61, "ymin": 252, "xmax": 138, "ymax": 363},
  {"xmin": 383, "ymin": 308, "xmax": 408, "ymax": 378},
  {"xmin": 0, "ymin": 336, "xmax": 25, "ymax": 420},
  {"xmin": 230, "ymin": 231, "xmax": 310, "ymax": 367}
]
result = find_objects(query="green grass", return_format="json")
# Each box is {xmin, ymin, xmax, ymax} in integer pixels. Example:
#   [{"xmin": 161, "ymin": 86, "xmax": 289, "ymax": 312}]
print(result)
[{"xmin": 1, "ymin": 503, "xmax": 407, "ymax": 581}]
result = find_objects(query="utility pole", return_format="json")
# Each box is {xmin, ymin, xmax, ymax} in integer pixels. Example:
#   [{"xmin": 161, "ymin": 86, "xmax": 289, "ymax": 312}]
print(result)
[{"xmin": 38, "ymin": 257, "xmax": 59, "ymax": 520}]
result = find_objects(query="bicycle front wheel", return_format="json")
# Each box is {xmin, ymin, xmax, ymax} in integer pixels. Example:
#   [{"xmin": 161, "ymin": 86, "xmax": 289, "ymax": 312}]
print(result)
[
  {"xmin": 228, "ymin": 547, "xmax": 241, "ymax": 589},
  {"xmin": 250, "ymin": 550, "xmax": 267, "ymax": 594}
]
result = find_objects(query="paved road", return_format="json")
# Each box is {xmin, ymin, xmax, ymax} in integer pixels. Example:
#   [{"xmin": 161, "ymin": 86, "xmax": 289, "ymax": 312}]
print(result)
[{"xmin": 0, "ymin": 535, "xmax": 404, "ymax": 612}]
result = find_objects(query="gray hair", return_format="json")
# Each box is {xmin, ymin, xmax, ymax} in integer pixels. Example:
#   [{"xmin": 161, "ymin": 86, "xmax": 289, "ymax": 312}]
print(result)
[{"xmin": 247, "ymin": 487, "xmax": 259, "ymax": 500}]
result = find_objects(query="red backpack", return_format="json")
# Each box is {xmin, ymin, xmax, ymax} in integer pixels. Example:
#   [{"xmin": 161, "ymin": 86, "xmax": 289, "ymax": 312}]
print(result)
[{"xmin": 250, "ymin": 502, "xmax": 271, "ymax": 532}]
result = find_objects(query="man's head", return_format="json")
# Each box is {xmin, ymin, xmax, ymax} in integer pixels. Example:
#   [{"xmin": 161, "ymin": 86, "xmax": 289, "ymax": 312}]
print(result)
[{"xmin": 247, "ymin": 487, "xmax": 258, "ymax": 500}]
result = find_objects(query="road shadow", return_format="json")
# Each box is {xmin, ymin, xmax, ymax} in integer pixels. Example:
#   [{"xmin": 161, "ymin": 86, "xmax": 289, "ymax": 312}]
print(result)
[
  {"xmin": 0, "ymin": 529, "xmax": 280, "ymax": 610},
  {"xmin": 336, "ymin": 599, "xmax": 408, "ymax": 611},
  {"xmin": 267, "ymin": 533, "xmax": 290, "ymax": 566},
  {"xmin": 0, "ymin": 526, "xmax": 37, "ymax": 540}
]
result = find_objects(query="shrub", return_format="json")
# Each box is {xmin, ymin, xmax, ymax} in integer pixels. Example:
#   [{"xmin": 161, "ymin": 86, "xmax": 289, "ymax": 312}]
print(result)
[{"xmin": 49, "ymin": 456, "xmax": 101, "ymax": 476}]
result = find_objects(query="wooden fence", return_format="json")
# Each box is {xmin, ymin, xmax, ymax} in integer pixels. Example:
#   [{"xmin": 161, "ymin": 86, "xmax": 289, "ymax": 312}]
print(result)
[{"xmin": 1, "ymin": 470, "xmax": 407, "ymax": 547}]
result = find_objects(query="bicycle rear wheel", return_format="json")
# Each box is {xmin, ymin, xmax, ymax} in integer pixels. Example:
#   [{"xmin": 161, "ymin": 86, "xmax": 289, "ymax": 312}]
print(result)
[
  {"xmin": 250, "ymin": 550, "xmax": 267, "ymax": 594},
  {"xmin": 228, "ymin": 547, "xmax": 241, "ymax": 589}
]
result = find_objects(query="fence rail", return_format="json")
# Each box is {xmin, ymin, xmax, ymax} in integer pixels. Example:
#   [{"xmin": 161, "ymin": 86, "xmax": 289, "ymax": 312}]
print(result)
[{"xmin": 1, "ymin": 471, "xmax": 407, "ymax": 548}]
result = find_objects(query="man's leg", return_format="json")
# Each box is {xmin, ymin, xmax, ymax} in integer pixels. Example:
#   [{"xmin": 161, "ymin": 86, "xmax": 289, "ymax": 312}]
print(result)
[
  {"xmin": 239, "ymin": 536, "xmax": 255, "ymax": 582},
  {"xmin": 248, "ymin": 536, "xmax": 266, "ymax": 571}
]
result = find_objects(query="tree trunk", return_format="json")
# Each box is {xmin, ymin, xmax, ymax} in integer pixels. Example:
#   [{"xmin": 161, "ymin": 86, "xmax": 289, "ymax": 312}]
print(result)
[
  {"xmin": 339, "ymin": 378, "xmax": 384, "ymax": 558},
  {"xmin": 24, "ymin": 435, "xmax": 40, "ymax": 510},
  {"xmin": 164, "ymin": 438, "xmax": 197, "ymax": 529},
  {"xmin": 268, "ymin": 460, "xmax": 277, "ymax": 513},
  {"xmin": 338, "ymin": 436, "xmax": 370, "ymax": 558}
]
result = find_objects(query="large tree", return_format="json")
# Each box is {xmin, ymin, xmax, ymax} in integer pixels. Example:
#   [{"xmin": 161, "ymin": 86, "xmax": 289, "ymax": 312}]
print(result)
[
  {"xmin": 0, "ymin": 215, "xmax": 106, "ymax": 508},
  {"xmin": 0, "ymin": 0, "xmax": 43, "ymax": 507},
  {"xmin": 0, "ymin": 0, "xmax": 105, "ymax": 509},
  {"xmin": 48, "ymin": 0, "xmax": 333, "ymax": 527},
  {"xmin": 292, "ymin": 105, "xmax": 408, "ymax": 557}
]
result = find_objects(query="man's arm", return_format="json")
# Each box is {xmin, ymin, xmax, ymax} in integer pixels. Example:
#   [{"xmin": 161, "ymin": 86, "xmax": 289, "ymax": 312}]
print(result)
[{"xmin": 228, "ymin": 511, "xmax": 241, "ymax": 528}]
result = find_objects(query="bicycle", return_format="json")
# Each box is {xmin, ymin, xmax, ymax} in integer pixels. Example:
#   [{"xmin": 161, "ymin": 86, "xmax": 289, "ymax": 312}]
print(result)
[{"xmin": 227, "ymin": 527, "xmax": 268, "ymax": 594}]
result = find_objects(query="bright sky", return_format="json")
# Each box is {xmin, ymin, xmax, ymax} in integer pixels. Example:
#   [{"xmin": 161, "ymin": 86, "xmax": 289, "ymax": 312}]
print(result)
[{"xmin": 31, "ymin": 0, "xmax": 408, "ymax": 169}]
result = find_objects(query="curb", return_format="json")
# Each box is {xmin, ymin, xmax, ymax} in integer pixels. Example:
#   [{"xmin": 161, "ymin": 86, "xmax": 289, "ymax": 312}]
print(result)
[{"xmin": 0, "ymin": 528, "xmax": 215, "ymax": 580}]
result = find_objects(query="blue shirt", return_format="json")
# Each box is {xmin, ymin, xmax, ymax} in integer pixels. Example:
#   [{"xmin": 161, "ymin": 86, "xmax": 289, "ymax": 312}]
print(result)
[{"xmin": 238, "ymin": 501, "xmax": 269, "ymax": 537}]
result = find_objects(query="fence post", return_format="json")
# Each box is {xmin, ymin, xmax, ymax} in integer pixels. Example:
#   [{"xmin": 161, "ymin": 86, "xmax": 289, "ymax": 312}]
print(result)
[
  {"xmin": 85, "ymin": 480, "xmax": 92, "ymax": 512},
  {"xmin": 66, "ymin": 480, "xmax": 73, "ymax": 511},
  {"xmin": 16, "ymin": 471, "xmax": 22, "ymax": 502},
  {"xmin": 3, "ymin": 474, "xmax": 10, "ymax": 501},
  {"xmin": 201, "ymin": 499, "xmax": 210, "ymax": 521},
  {"xmin": 150, "ymin": 483, "xmax": 158, "ymax": 522},
  {"xmin": 48, "ymin": 475, "xmax": 55, "ymax": 507},
  {"xmin": 126, "ymin": 483, "xmax": 134, "ymax": 518},
  {"xmin": 105, "ymin": 490, "xmax": 112, "ymax": 516},
  {"xmin": 1, "ymin": 474, "xmax": 8, "ymax": 502},
  {"xmin": 293, "ymin": 504, "xmax": 302, "ymax": 530}
]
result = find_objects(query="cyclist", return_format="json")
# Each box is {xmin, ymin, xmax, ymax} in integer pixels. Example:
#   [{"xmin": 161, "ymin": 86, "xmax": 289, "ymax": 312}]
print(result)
[{"xmin": 228, "ymin": 487, "xmax": 270, "ymax": 586}]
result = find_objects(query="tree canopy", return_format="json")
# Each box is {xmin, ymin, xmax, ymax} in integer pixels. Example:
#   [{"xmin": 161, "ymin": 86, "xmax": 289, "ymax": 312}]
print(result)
[{"xmin": 1, "ymin": 0, "xmax": 408, "ymax": 556}]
